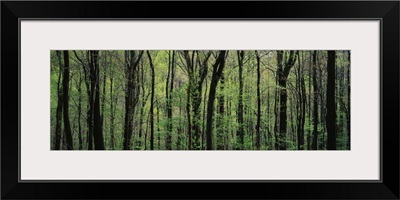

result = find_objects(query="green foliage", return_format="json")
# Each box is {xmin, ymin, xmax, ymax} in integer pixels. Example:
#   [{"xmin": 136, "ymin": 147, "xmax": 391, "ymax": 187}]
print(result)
[{"xmin": 51, "ymin": 50, "xmax": 351, "ymax": 150}]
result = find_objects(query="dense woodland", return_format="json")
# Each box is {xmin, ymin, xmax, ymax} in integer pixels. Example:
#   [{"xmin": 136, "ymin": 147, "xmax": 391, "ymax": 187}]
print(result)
[{"xmin": 51, "ymin": 50, "xmax": 350, "ymax": 150}]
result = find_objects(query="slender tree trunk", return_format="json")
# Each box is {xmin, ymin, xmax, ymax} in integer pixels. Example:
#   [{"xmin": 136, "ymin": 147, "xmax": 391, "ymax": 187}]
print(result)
[
  {"xmin": 166, "ymin": 51, "xmax": 174, "ymax": 150},
  {"xmin": 54, "ymin": 51, "xmax": 63, "ymax": 150},
  {"xmin": 101, "ymin": 60, "xmax": 107, "ymax": 148},
  {"xmin": 206, "ymin": 51, "xmax": 227, "ymax": 150},
  {"xmin": 308, "ymin": 52, "xmax": 312, "ymax": 150},
  {"xmin": 77, "ymin": 71, "xmax": 83, "ymax": 150},
  {"xmin": 327, "ymin": 51, "xmax": 336, "ymax": 150},
  {"xmin": 157, "ymin": 100, "xmax": 161, "ymax": 150},
  {"xmin": 177, "ymin": 82, "xmax": 182, "ymax": 150},
  {"xmin": 296, "ymin": 52, "xmax": 306, "ymax": 150},
  {"xmin": 202, "ymin": 80, "xmax": 208, "ymax": 150},
  {"xmin": 277, "ymin": 51, "xmax": 286, "ymax": 150},
  {"xmin": 192, "ymin": 52, "xmax": 211, "ymax": 150},
  {"xmin": 73, "ymin": 51, "xmax": 93, "ymax": 150},
  {"xmin": 123, "ymin": 50, "xmax": 143, "ymax": 150},
  {"xmin": 62, "ymin": 50, "xmax": 74, "ymax": 150},
  {"xmin": 255, "ymin": 51, "xmax": 261, "ymax": 150},
  {"xmin": 267, "ymin": 77, "xmax": 271, "ymax": 149},
  {"xmin": 237, "ymin": 51, "xmax": 245, "ymax": 149},
  {"xmin": 347, "ymin": 51, "xmax": 351, "ymax": 149},
  {"xmin": 182, "ymin": 51, "xmax": 198, "ymax": 150},
  {"xmin": 147, "ymin": 51, "xmax": 155, "ymax": 150},
  {"xmin": 90, "ymin": 51, "xmax": 105, "ymax": 150},
  {"xmin": 276, "ymin": 51, "xmax": 297, "ymax": 150},
  {"xmin": 274, "ymin": 78, "xmax": 279, "ymax": 150},
  {"xmin": 318, "ymin": 61, "xmax": 326, "ymax": 149},
  {"xmin": 138, "ymin": 63, "xmax": 147, "ymax": 149},
  {"xmin": 312, "ymin": 51, "xmax": 319, "ymax": 150},
  {"xmin": 109, "ymin": 75, "xmax": 116, "ymax": 150}
]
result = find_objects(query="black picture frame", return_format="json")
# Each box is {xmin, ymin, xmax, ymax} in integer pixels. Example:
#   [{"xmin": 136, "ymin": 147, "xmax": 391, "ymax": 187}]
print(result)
[{"xmin": 1, "ymin": 1, "xmax": 399, "ymax": 199}]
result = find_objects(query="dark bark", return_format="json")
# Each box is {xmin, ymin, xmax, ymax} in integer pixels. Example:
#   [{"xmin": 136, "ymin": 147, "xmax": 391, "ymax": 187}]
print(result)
[
  {"xmin": 296, "ymin": 52, "xmax": 306, "ymax": 150},
  {"xmin": 192, "ymin": 51, "xmax": 211, "ymax": 150},
  {"xmin": 77, "ymin": 70, "xmax": 83, "ymax": 150},
  {"xmin": 62, "ymin": 50, "xmax": 74, "ymax": 150},
  {"xmin": 157, "ymin": 100, "xmax": 161, "ymax": 150},
  {"xmin": 312, "ymin": 51, "xmax": 319, "ymax": 150},
  {"xmin": 101, "ymin": 55, "xmax": 107, "ymax": 148},
  {"xmin": 255, "ymin": 50, "xmax": 261, "ymax": 150},
  {"xmin": 347, "ymin": 51, "xmax": 351, "ymax": 149},
  {"xmin": 89, "ymin": 51, "xmax": 105, "ymax": 150},
  {"xmin": 326, "ymin": 51, "xmax": 336, "ymax": 150},
  {"xmin": 137, "ymin": 62, "xmax": 148, "ymax": 149},
  {"xmin": 54, "ymin": 51, "xmax": 63, "ymax": 150},
  {"xmin": 123, "ymin": 50, "xmax": 143, "ymax": 150},
  {"xmin": 73, "ymin": 51, "xmax": 93, "ymax": 150},
  {"xmin": 202, "ymin": 80, "xmax": 208, "ymax": 150},
  {"xmin": 206, "ymin": 51, "xmax": 227, "ymax": 150},
  {"xmin": 183, "ymin": 51, "xmax": 193, "ymax": 150},
  {"xmin": 109, "ymin": 74, "xmax": 116, "ymax": 150},
  {"xmin": 273, "ymin": 78, "xmax": 279, "ymax": 150},
  {"xmin": 236, "ymin": 50, "xmax": 245, "ymax": 149},
  {"xmin": 276, "ymin": 50, "xmax": 297, "ymax": 150},
  {"xmin": 165, "ymin": 51, "xmax": 174, "ymax": 150},
  {"xmin": 147, "ymin": 51, "xmax": 155, "ymax": 150},
  {"xmin": 308, "ymin": 52, "xmax": 312, "ymax": 150}
]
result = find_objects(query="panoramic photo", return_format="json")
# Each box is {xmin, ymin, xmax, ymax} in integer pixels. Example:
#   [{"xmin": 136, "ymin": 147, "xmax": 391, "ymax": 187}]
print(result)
[{"xmin": 51, "ymin": 50, "xmax": 350, "ymax": 150}]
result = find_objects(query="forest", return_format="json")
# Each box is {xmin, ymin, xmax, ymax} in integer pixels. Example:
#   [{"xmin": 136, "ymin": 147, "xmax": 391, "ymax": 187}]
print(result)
[{"xmin": 51, "ymin": 50, "xmax": 350, "ymax": 150}]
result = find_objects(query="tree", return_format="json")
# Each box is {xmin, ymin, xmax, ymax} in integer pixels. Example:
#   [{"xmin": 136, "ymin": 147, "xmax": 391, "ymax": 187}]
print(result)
[
  {"xmin": 123, "ymin": 50, "xmax": 144, "ymax": 150},
  {"xmin": 62, "ymin": 50, "xmax": 74, "ymax": 150},
  {"xmin": 276, "ymin": 50, "xmax": 297, "ymax": 150},
  {"xmin": 193, "ymin": 51, "xmax": 212, "ymax": 149},
  {"xmin": 89, "ymin": 50, "xmax": 105, "ymax": 150},
  {"xmin": 51, "ymin": 50, "xmax": 349, "ymax": 151},
  {"xmin": 346, "ymin": 51, "xmax": 351, "ymax": 149},
  {"xmin": 326, "ymin": 50, "xmax": 336, "ymax": 150},
  {"xmin": 255, "ymin": 50, "xmax": 261, "ymax": 150},
  {"xmin": 165, "ymin": 50, "xmax": 175, "ymax": 150},
  {"xmin": 206, "ymin": 50, "xmax": 227, "ymax": 150},
  {"xmin": 295, "ymin": 52, "xmax": 306, "ymax": 150},
  {"xmin": 311, "ymin": 51, "xmax": 319, "ymax": 150},
  {"xmin": 54, "ymin": 51, "xmax": 63, "ymax": 150},
  {"xmin": 147, "ymin": 50, "xmax": 155, "ymax": 150},
  {"xmin": 236, "ymin": 50, "xmax": 245, "ymax": 149}
]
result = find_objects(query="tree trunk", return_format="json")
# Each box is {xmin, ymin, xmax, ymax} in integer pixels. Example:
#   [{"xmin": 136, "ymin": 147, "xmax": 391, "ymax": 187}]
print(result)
[
  {"xmin": 192, "ymin": 51, "xmax": 211, "ymax": 150},
  {"xmin": 90, "ymin": 51, "xmax": 105, "ymax": 150},
  {"xmin": 296, "ymin": 52, "xmax": 306, "ymax": 150},
  {"xmin": 54, "ymin": 51, "xmax": 63, "ymax": 150},
  {"xmin": 110, "ymin": 75, "xmax": 116, "ymax": 150},
  {"xmin": 312, "ymin": 51, "xmax": 319, "ymax": 150},
  {"xmin": 157, "ymin": 100, "xmax": 161, "ymax": 150},
  {"xmin": 77, "ymin": 70, "xmax": 83, "ymax": 150},
  {"xmin": 308, "ymin": 52, "xmax": 312, "ymax": 150},
  {"xmin": 123, "ymin": 50, "xmax": 143, "ymax": 150},
  {"xmin": 237, "ymin": 50, "xmax": 245, "ymax": 149},
  {"xmin": 347, "ymin": 51, "xmax": 351, "ymax": 149},
  {"xmin": 202, "ymin": 80, "xmax": 208, "ymax": 150},
  {"xmin": 147, "ymin": 51, "xmax": 155, "ymax": 150},
  {"xmin": 62, "ymin": 50, "xmax": 74, "ymax": 150},
  {"xmin": 166, "ymin": 51, "xmax": 174, "ymax": 150},
  {"xmin": 255, "ymin": 51, "xmax": 261, "ymax": 150},
  {"xmin": 206, "ymin": 51, "xmax": 227, "ymax": 150},
  {"xmin": 101, "ymin": 56, "xmax": 107, "ymax": 148},
  {"xmin": 276, "ymin": 50, "xmax": 297, "ymax": 150},
  {"xmin": 326, "ymin": 51, "xmax": 336, "ymax": 150}
]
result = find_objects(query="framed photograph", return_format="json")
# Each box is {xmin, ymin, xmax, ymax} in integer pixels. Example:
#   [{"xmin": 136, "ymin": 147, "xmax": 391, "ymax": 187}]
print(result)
[{"xmin": 2, "ymin": 1, "xmax": 399, "ymax": 199}]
